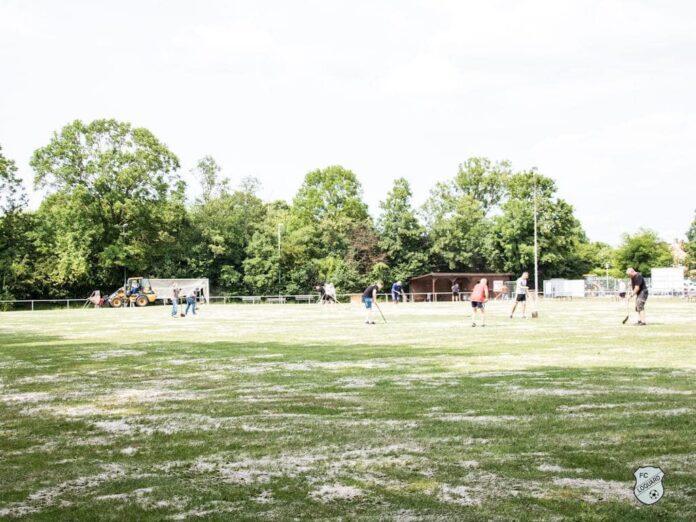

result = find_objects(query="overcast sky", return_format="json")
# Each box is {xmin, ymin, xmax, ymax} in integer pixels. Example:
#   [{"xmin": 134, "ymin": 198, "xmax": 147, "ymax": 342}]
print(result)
[{"xmin": 1, "ymin": 0, "xmax": 694, "ymax": 245}]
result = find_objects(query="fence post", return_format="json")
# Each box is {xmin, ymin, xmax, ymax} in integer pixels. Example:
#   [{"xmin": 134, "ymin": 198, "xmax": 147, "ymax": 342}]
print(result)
[
  {"xmin": 31, "ymin": 300, "xmax": 34, "ymax": 311},
  {"xmin": 67, "ymin": 299, "xmax": 69, "ymax": 310}
]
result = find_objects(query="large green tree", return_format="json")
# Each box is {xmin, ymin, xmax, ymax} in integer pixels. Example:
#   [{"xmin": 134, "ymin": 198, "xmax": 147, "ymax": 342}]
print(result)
[
  {"xmin": 30, "ymin": 119, "xmax": 180, "ymax": 294},
  {"xmin": 377, "ymin": 178, "xmax": 430, "ymax": 282},
  {"xmin": 0, "ymin": 146, "xmax": 33, "ymax": 302},
  {"xmin": 613, "ymin": 229, "xmax": 673, "ymax": 276},
  {"xmin": 189, "ymin": 176, "xmax": 265, "ymax": 293},
  {"xmin": 485, "ymin": 170, "xmax": 590, "ymax": 281},
  {"xmin": 423, "ymin": 158, "xmax": 512, "ymax": 271},
  {"xmin": 287, "ymin": 165, "xmax": 375, "ymax": 291},
  {"xmin": 193, "ymin": 155, "xmax": 229, "ymax": 204}
]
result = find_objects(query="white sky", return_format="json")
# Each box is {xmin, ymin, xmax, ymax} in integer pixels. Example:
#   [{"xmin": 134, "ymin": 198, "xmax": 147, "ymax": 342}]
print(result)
[{"xmin": 1, "ymin": 0, "xmax": 695, "ymax": 245}]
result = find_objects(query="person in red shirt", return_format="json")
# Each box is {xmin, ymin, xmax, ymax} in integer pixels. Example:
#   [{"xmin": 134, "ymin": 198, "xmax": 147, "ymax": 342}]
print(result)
[{"xmin": 470, "ymin": 278, "xmax": 489, "ymax": 327}]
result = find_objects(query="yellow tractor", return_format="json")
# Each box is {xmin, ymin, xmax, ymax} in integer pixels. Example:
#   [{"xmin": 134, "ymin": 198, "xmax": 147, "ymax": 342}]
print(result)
[{"xmin": 108, "ymin": 277, "xmax": 158, "ymax": 307}]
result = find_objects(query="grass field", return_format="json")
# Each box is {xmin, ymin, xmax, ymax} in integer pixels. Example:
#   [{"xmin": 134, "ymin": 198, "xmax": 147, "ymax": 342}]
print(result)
[{"xmin": 1, "ymin": 299, "xmax": 695, "ymax": 521}]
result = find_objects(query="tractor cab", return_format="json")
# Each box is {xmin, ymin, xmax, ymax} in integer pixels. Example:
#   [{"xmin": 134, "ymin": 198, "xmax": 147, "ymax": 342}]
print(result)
[{"xmin": 109, "ymin": 277, "xmax": 158, "ymax": 307}]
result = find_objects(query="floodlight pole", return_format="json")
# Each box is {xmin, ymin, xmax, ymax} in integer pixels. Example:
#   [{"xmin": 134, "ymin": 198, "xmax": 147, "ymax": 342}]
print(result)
[
  {"xmin": 121, "ymin": 223, "xmax": 128, "ymax": 289},
  {"xmin": 532, "ymin": 167, "xmax": 539, "ymax": 302},
  {"xmin": 277, "ymin": 223, "xmax": 283, "ymax": 298}
]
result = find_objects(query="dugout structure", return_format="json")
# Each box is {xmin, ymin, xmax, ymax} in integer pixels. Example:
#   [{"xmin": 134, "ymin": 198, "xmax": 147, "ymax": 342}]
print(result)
[{"xmin": 408, "ymin": 272, "xmax": 514, "ymax": 302}]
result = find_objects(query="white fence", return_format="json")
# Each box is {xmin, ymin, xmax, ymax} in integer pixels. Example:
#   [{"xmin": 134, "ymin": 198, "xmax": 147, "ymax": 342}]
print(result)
[{"xmin": 2, "ymin": 286, "xmax": 694, "ymax": 312}]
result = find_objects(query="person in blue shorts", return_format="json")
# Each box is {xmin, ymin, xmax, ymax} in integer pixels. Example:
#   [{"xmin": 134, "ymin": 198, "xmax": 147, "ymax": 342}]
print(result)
[{"xmin": 362, "ymin": 281, "xmax": 383, "ymax": 324}]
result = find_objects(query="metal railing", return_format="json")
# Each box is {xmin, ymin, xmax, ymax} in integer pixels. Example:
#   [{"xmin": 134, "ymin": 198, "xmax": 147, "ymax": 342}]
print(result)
[{"xmin": 2, "ymin": 288, "xmax": 694, "ymax": 312}]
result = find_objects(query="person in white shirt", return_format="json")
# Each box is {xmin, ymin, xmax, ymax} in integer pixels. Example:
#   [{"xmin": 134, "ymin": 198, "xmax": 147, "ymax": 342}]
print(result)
[{"xmin": 510, "ymin": 271, "xmax": 530, "ymax": 318}]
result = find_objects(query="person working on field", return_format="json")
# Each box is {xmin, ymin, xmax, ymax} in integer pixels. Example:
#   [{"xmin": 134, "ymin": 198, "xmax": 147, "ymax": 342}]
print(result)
[
  {"xmin": 391, "ymin": 281, "xmax": 404, "ymax": 304},
  {"xmin": 185, "ymin": 287, "xmax": 198, "ymax": 316},
  {"xmin": 510, "ymin": 271, "xmax": 530, "ymax": 318},
  {"xmin": 617, "ymin": 280, "xmax": 627, "ymax": 299},
  {"xmin": 626, "ymin": 267, "xmax": 648, "ymax": 325},
  {"xmin": 451, "ymin": 282, "xmax": 460, "ymax": 302},
  {"xmin": 315, "ymin": 283, "xmax": 327, "ymax": 303},
  {"xmin": 170, "ymin": 283, "xmax": 180, "ymax": 318},
  {"xmin": 324, "ymin": 282, "xmax": 337, "ymax": 303},
  {"xmin": 471, "ymin": 278, "xmax": 489, "ymax": 327},
  {"xmin": 362, "ymin": 281, "xmax": 383, "ymax": 324}
]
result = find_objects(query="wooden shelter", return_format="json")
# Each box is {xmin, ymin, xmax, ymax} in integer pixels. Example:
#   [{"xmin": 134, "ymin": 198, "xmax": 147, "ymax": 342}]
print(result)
[{"xmin": 407, "ymin": 272, "xmax": 514, "ymax": 302}]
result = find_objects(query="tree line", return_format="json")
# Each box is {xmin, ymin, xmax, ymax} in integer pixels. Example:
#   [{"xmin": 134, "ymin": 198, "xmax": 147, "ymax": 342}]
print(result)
[{"xmin": 1, "ymin": 119, "xmax": 693, "ymax": 302}]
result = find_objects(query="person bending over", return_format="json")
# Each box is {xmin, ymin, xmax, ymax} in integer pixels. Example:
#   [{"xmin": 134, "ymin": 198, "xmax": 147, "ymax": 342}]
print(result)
[
  {"xmin": 471, "ymin": 278, "xmax": 489, "ymax": 327},
  {"xmin": 362, "ymin": 281, "xmax": 383, "ymax": 324}
]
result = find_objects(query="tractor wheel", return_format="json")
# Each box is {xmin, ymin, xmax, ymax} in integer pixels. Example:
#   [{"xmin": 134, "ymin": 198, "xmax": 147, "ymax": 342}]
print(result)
[
  {"xmin": 135, "ymin": 295, "xmax": 149, "ymax": 307},
  {"xmin": 110, "ymin": 297, "xmax": 123, "ymax": 308}
]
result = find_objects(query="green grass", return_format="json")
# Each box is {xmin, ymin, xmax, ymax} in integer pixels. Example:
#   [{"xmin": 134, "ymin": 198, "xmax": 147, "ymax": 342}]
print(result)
[{"xmin": 1, "ymin": 299, "xmax": 695, "ymax": 520}]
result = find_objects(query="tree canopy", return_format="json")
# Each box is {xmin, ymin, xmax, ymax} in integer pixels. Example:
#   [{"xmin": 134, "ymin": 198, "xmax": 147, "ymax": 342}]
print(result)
[
  {"xmin": 0, "ymin": 121, "xmax": 690, "ymax": 302},
  {"xmin": 614, "ymin": 229, "xmax": 674, "ymax": 277}
]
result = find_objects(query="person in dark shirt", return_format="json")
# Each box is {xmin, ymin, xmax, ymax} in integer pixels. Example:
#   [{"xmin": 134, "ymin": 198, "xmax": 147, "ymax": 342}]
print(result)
[
  {"xmin": 362, "ymin": 281, "xmax": 383, "ymax": 324},
  {"xmin": 451, "ymin": 282, "xmax": 460, "ymax": 302},
  {"xmin": 316, "ymin": 283, "xmax": 326, "ymax": 304},
  {"xmin": 626, "ymin": 267, "xmax": 648, "ymax": 325}
]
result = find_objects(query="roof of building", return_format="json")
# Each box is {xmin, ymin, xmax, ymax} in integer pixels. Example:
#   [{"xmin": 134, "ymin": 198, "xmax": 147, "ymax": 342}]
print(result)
[{"xmin": 409, "ymin": 272, "xmax": 515, "ymax": 281}]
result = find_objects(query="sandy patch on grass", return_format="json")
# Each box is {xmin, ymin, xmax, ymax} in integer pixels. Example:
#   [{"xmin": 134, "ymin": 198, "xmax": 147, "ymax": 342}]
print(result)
[
  {"xmin": 180, "ymin": 444, "xmax": 426, "ymax": 488},
  {"xmin": 110, "ymin": 387, "xmax": 203, "ymax": 403},
  {"xmin": 2, "ymin": 391, "xmax": 52, "ymax": 403},
  {"xmin": 91, "ymin": 349, "xmax": 147, "ymax": 360},
  {"xmin": 310, "ymin": 484, "xmax": 364, "ymax": 502},
  {"xmin": 438, "ymin": 484, "xmax": 481, "ymax": 506},
  {"xmin": 427, "ymin": 413, "xmax": 522, "ymax": 423},
  {"xmin": 14, "ymin": 374, "xmax": 71, "ymax": 385},
  {"xmin": 335, "ymin": 377, "xmax": 378, "ymax": 388},
  {"xmin": 314, "ymin": 392, "xmax": 361, "ymax": 400},
  {"xmin": 537, "ymin": 464, "xmax": 564, "ymax": 472},
  {"xmin": 95, "ymin": 419, "xmax": 133, "ymax": 434},
  {"xmin": 552, "ymin": 477, "xmax": 632, "ymax": 502},
  {"xmin": 508, "ymin": 386, "xmax": 597, "ymax": 397},
  {"xmin": 438, "ymin": 471, "xmax": 548, "ymax": 506},
  {"xmin": 0, "ymin": 464, "xmax": 126, "ymax": 518},
  {"xmin": 191, "ymin": 451, "xmax": 328, "ymax": 485},
  {"xmin": 93, "ymin": 413, "xmax": 240, "ymax": 436},
  {"xmin": 96, "ymin": 487, "xmax": 153, "ymax": 502},
  {"xmin": 557, "ymin": 403, "xmax": 631, "ymax": 412},
  {"xmin": 169, "ymin": 501, "xmax": 239, "ymax": 520}
]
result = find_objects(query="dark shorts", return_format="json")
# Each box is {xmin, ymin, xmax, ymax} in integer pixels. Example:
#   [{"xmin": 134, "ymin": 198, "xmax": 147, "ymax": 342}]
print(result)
[
  {"xmin": 362, "ymin": 296, "xmax": 373, "ymax": 309},
  {"xmin": 619, "ymin": 292, "xmax": 626, "ymax": 299},
  {"xmin": 516, "ymin": 294, "xmax": 526, "ymax": 302},
  {"xmin": 636, "ymin": 290, "xmax": 648, "ymax": 312},
  {"xmin": 471, "ymin": 301, "xmax": 484, "ymax": 309}
]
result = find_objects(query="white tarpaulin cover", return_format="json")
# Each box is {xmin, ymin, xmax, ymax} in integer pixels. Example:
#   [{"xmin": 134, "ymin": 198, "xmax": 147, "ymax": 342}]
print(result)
[
  {"xmin": 543, "ymin": 279, "xmax": 585, "ymax": 298},
  {"xmin": 650, "ymin": 267, "xmax": 684, "ymax": 294},
  {"xmin": 149, "ymin": 278, "xmax": 210, "ymax": 303}
]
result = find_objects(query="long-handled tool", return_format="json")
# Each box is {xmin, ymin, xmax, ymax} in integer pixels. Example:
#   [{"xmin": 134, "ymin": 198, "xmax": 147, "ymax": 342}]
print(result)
[
  {"xmin": 622, "ymin": 297, "xmax": 631, "ymax": 324},
  {"xmin": 531, "ymin": 293, "xmax": 539, "ymax": 318},
  {"xmin": 374, "ymin": 300, "xmax": 387, "ymax": 324}
]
